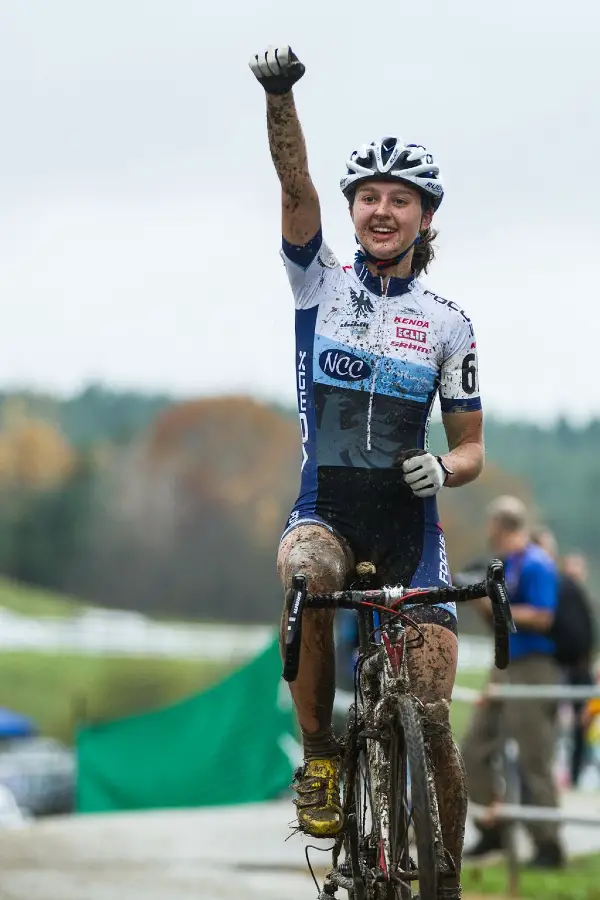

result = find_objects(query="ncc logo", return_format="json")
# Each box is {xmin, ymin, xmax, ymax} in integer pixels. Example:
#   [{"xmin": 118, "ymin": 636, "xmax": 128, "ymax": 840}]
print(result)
[{"xmin": 319, "ymin": 349, "xmax": 372, "ymax": 382}]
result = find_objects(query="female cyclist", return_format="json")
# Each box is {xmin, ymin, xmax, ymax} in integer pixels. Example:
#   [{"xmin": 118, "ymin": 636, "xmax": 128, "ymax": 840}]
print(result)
[{"xmin": 250, "ymin": 45, "xmax": 484, "ymax": 899}]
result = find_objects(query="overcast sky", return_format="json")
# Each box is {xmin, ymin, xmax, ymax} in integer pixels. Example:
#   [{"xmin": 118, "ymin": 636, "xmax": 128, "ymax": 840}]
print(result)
[{"xmin": 0, "ymin": 0, "xmax": 598, "ymax": 422}]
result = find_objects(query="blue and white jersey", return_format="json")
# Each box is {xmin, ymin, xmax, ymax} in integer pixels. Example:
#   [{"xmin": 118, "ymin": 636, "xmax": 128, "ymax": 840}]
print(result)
[
  {"xmin": 281, "ymin": 229, "xmax": 482, "ymax": 603},
  {"xmin": 283, "ymin": 229, "xmax": 481, "ymax": 523}
]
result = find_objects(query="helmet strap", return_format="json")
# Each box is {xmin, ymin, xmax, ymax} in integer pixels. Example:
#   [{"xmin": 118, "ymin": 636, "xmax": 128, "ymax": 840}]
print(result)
[{"xmin": 354, "ymin": 234, "xmax": 421, "ymax": 272}]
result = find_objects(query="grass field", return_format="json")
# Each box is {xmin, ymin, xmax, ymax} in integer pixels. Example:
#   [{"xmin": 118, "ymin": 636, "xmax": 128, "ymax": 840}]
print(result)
[
  {"xmin": 0, "ymin": 576, "xmax": 272, "ymax": 744},
  {"xmin": 0, "ymin": 652, "xmax": 232, "ymax": 743},
  {"xmin": 0, "ymin": 577, "xmax": 87, "ymax": 618},
  {"xmin": 0, "ymin": 646, "xmax": 485, "ymax": 746},
  {"xmin": 0, "ymin": 574, "xmax": 487, "ymax": 745},
  {"xmin": 0, "ymin": 579, "xmax": 259, "ymax": 743},
  {"xmin": 463, "ymin": 852, "xmax": 600, "ymax": 898}
]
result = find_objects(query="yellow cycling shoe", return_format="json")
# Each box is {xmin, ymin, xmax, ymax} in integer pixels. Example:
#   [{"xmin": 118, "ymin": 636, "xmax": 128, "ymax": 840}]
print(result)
[{"xmin": 292, "ymin": 758, "xmax": 344, "ymax": 837}]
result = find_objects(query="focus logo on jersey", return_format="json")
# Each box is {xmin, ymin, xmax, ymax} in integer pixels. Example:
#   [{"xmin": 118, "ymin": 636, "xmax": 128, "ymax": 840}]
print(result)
[
  {"xmin": 319, "ymin": 350, "xmax": 372, "ymax": 382},
  {"xmin": 439, "ymin": 532, "xmax": 451, "ymax": 585}
]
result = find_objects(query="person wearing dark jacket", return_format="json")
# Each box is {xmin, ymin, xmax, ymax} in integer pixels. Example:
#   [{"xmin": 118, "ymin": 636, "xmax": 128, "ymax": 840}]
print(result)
[
  {"xmin": 561, "ymin": 572, "xmax": 596, "ymax": 786},
  {"xmin": 535, "ymin": 534, "xmax": 597, "ymax": 786}
]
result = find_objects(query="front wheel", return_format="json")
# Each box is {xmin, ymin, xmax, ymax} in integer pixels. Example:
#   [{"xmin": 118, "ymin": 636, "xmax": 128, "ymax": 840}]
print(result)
[{"xmin": 387, "ymin": 696, "xmax": 437, "ymax": 900}]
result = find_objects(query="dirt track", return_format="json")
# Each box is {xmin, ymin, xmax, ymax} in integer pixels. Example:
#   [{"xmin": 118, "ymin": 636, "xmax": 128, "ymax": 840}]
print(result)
[
  {"xmin": 0, "ymin": 805, "xmax": 503, "ymax": 900},
  {"xmin": 0, "ymin": 804, "xmax": 317, "ymax": 900},
  {"xmin": 0, "ymin": 795, "xmax": 597, "ymax": 899}
]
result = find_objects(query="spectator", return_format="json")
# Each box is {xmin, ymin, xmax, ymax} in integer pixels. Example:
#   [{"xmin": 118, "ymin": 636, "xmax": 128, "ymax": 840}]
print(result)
[
  {"xmin": 533, "ymin": 537, "xmax": 596, "ymax": 786},
  {"xmin": 563, "ymin": 551, "xmax": 590, "ymax": 586},
  {"xmin": 462, "ymin": 496, "xmax": 565, "ymax": 869},
  {"xmin": 532, "ymin": 527, "xmax": 558, "ymax": 560}
]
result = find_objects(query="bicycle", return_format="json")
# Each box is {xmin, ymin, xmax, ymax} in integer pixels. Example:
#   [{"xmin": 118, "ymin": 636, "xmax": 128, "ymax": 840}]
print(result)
[{"xmin": 283, "ymin": 559, "xmax": 516, "ymax": 900}]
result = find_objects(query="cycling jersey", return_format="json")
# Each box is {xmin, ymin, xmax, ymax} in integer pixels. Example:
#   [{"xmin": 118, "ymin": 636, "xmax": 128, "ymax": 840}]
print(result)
[{"xmin": 281, "ymin": 229, "xmax": 482, "ymax": 610}]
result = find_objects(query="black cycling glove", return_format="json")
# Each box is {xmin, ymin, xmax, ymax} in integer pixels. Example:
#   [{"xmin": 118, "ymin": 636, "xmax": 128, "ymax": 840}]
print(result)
[{"xmin": 249, "ymin": 45, "xmax": 305, "ymax": 95}]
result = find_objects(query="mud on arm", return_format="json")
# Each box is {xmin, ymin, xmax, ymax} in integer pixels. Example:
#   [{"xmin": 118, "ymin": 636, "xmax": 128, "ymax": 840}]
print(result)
[{"xmin": 266, "ymin": 91, "xmax": 321, "ymax": 245}]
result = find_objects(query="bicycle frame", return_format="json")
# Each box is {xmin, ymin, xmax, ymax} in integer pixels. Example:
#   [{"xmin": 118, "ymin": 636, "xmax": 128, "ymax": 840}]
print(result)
[
  {"xmin": 352, "ymin": 602, "xmax": 447, "ymax": 888},
  {"xmin": 285, "ymin": 561, "xmax": 515, "ymax": 899}
]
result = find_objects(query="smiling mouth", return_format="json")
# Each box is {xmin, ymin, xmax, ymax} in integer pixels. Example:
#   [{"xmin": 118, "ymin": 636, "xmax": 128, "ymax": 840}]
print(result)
[{"xmin": 370, "ymin": 227, "xmax": 397, "ymax": 240}]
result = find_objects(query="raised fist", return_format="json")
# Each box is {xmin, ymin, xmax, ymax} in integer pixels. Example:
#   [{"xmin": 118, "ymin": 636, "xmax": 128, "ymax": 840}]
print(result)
[{"xmin": 249, "ymin": 45, "xmax": 305, "ymax": 95}]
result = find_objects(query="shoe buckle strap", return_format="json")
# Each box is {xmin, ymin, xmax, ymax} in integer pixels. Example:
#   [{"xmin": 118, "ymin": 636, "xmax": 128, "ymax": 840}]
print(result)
[{"xmin": 293, "ymin": 777, "xmax": 329, "ymax": 807}]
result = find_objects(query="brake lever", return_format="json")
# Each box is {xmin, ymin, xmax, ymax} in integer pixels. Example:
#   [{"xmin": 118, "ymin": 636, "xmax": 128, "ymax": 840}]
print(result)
[
  {"xmin": 486, "ymin": 559, "xmax": 516, "ymax": 670},
  {"xmin": 282, "ymin": 574, "xmax": 308, "ymax": 683},
  {"xmin": 487, "ymin": 560, "xmax": 517, "ymax": 633}
]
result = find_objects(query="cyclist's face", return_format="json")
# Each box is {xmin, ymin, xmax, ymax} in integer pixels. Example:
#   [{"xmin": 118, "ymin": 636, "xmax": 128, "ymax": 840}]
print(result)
[{"xmin": 351, "ymin": 181, "xmax": 432, "ymax": 260}]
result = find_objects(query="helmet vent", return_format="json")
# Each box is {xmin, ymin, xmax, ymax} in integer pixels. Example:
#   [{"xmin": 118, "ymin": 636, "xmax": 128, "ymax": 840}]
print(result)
[{"xmin": 380, "ymin": 139, "xmax": 396, "ymax": 167}]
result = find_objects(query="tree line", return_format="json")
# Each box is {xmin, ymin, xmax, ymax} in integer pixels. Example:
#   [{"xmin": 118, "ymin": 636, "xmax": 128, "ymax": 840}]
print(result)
[{"xmin": 0, "ymin": 386, "xmax": 596, "ymax": 624}]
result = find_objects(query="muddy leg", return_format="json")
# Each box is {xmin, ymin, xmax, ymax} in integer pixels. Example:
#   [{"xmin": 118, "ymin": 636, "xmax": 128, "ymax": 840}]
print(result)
[
  {"xmin": 407, "ymin": 623, "xmax": 466, "ymax": 879},
  {"xmin": 277, "ymin": 524, "xmax": 353, "ymax": 758}
]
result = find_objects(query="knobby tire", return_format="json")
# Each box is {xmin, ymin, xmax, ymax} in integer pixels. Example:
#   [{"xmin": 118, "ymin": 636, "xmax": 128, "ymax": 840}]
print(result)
[{"xmin": 395, "ymin": 695, "xmax": 437, "ymax": 900}]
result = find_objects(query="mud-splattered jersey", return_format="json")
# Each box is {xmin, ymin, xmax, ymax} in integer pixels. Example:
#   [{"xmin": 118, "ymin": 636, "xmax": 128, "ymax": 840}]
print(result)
[{"xmin": 281, "ymin": 229, "xmax": 481, "ymax": 594}]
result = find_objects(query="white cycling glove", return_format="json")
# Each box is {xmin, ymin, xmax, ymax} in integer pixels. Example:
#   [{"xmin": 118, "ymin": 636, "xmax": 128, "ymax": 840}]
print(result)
[
  {"xmin": 402, "ymin": 453, "xmax": 451, "ymax": 498},
  {"xmin": 249, "ymin": 46, "xmax": 306, "ymax": 95}
]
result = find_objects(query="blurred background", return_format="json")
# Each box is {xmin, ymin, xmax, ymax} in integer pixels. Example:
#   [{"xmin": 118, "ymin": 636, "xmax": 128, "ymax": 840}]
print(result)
[{"xmin": 0, "ymin": 0, "xmax": 599, "ymax": 898}]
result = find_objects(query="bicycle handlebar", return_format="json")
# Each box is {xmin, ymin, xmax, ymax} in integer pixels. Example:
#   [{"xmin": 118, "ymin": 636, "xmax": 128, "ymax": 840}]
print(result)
[{"xmin": 282, "ymin": 559, "xmax": 516, "ymax": 683}]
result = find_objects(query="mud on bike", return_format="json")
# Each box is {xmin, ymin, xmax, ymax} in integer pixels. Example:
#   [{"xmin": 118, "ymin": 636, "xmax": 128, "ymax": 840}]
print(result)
[{"xmin": 283, "ymin": 559, "xmax": 515, "ymax": 900}]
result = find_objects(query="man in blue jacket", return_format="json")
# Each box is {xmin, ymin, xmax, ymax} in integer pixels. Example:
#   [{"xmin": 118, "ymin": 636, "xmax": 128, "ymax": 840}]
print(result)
[{"xmin": 462, "ymin": 496, "xmax": 565, "ymax": 869}]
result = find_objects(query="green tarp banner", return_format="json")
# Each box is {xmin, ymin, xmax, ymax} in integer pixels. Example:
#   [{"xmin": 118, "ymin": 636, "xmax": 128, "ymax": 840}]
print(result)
[{"xmin": 76, "ymin": 636, "xmax": 298, "ymax": 813}]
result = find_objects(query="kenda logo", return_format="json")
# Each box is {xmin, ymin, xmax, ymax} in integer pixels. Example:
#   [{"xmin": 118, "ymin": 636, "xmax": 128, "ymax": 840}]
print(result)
[
  {"xmin": 394, "ymin": 317, "xmax": 429, "ymax": 328},
  {"xmin": 319, "ymin": 350, "xmax": 372, "ymax": 382},
  {"xmin": 297, "ymin": 351, "xmax": 309, "ymax": 471}
]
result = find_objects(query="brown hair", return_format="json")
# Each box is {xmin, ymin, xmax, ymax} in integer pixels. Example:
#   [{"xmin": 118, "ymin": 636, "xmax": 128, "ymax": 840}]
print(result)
[{"xmin": 412, "ymin": 225, "xmax": 438, "ymax": 277}]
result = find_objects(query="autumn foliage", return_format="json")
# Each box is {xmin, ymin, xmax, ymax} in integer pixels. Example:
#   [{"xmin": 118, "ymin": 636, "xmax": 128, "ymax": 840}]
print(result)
[
  {"xmin": 0, "ymin": 389, "xmax": 589, "ymax": 623},
  {"xmin": 0, "ymin": 403, "xmax": 73, "ymax": 488},
  {"xmin": 146, "ymin": 397, "xmax": 298, "ymax": 544}
]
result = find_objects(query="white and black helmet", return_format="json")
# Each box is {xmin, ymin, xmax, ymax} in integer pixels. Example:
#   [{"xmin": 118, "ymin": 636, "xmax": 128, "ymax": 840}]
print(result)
[{"xmin": 340, "ymin": 137, "xmax": 444, "ymax": 210}]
